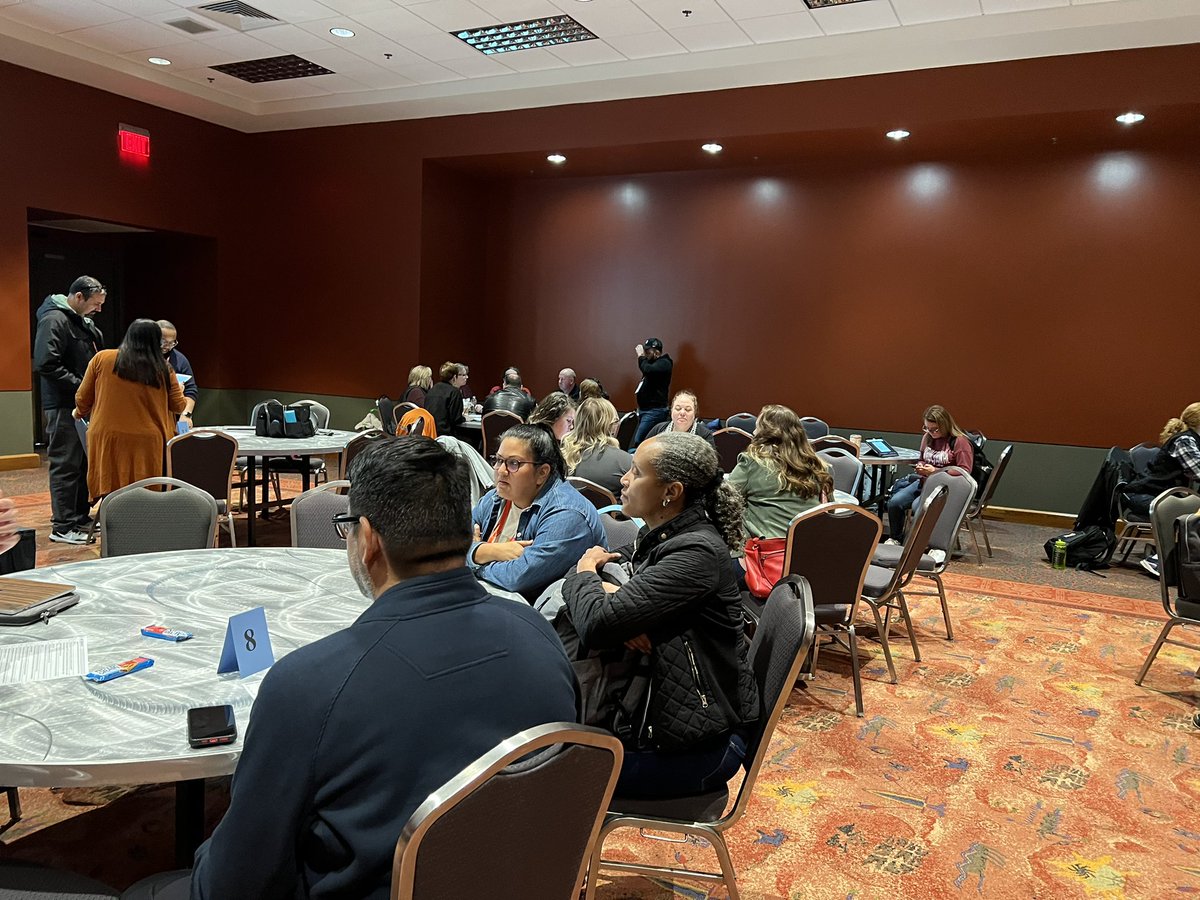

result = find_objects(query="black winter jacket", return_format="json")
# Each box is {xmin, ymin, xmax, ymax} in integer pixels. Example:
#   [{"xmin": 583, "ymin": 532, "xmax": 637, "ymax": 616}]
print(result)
[
  {"xmin": 33, "ymin": 295, "xmax": 103, "ymax": 410},
  {"xmin": 562, "ymin": 503, "xmax": 758, "ymax": 752}
]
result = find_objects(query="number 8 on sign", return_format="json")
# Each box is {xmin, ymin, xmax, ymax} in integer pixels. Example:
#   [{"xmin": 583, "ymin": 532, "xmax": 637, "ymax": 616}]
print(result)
[{"xmin": 218, "ymin": 608, "xmax": 274, "ymax": 677}]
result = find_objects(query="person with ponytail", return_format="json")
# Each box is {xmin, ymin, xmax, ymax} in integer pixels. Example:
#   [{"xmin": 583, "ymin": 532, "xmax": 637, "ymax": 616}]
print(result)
[
  {"xmin": 468, "ymin": 423, "xmax": 607, "ymax": 601},
  {"xmin": 562, "ymin": 432, "xmax": 759, "ymax": 798},
  {"xmin": 1121, "ymin": 402, "xmax": 1200, "ymax": 577}
]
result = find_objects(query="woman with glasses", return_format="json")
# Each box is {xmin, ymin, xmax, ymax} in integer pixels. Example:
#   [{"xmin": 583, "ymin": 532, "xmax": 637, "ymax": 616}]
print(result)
[
  {"xmin": 561, "ymin": 398, "xmax": 631, "ymax": 497},
  {"xmin": 468, "ymin": 423, "xmax": 607, "ymax": 601},
  {"xmin": 886, "ymin": 404, "xmax": 974, "ymax": 542},
  {"xmin": 646, "ymin": 390, "xmax": 715, "ymax": 447},
  {"xmin": 560, "ymin": 432, "xmax": 759, "ymax": 798},
  {"xmin": 424, "ymin": 361, "xmax": 467, "ymax": 436},
  {"xmin": 73, "ymin": 319, "xmax": 186, "ymax": 502}
]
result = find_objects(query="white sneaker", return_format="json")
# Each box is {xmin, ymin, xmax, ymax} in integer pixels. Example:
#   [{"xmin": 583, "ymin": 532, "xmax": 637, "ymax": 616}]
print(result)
[
  {"xmin": 50, "ymin": 529, "xmax": 90, "ymax": 545},
  {"xmin": 1140, "ymin": 555, "xmax": 1160, "ymax": 579},
  {"xmin": 883, "ymin": 538, "xmax": 900, "ymax": 546}
]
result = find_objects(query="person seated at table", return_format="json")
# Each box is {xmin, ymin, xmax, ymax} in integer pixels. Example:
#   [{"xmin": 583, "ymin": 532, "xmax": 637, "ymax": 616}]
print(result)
[
  {"xmin": 561, "ymin": 432, "xmax": 759, "ymax": 798},
  {"xmin": 126, "ymin": 439, "xmax": 578, "ymax": 900},
  {"xmin": 424, "ymin": 361, "xmax": 467, "ymax": 436},
  {"xmin": 481, "ymin": 368, "xmax": 535, "ymax": 420},
  {"xmin": 561, "ymin": 398, "xmax": 631, "ymax": 497},
  {"xmin": 528, "ymin": 391, "xmax": 577, "ymax": 440},
  {"xmin": 470, "ymin": 423, "xmax": 607, "ymax": 602},
  {"xmin": 646, "ymin": 389, "xmax": 715, "ymax": 447},
  {"xmin": 578, "ymin": 377, "xmax": 610, "ymax": 402},
  {"xmin": 73, "ymin": 319, "xmax": 186, "ymax": 503},
  {"xmin": 729, "ymin": 403, "xmax": 833, "ymax": 556},
  {"xmin": 487, "ymin": 366, "xmax": 534, "ymax": 400},
  {"xmin": 400, "ymin": 365, "xmax": 432, "ymax": 407},
  {"xmin": 886, "ymin": 404, "xmax": 974, "ymax": 543}
]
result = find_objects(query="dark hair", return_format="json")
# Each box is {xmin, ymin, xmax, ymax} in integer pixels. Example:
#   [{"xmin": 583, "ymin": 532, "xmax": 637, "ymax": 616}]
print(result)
[
  {"xmin": 499, "ymin": 423, "xmax": 565, "ymax": 481},
  {"xmin": 438, "ymin": 361, "xmax": 458, "ymax": 382},
  {"xmin": 528, "ymin": 391, "xmax": 576, "ymax": 430},
  {"xmin": 650, "ymin": 432, "xmax": 745, "ymax": 550},
  {"xmin": 347, "ymin": 437, "xmax": 471, "ymax": 570},
  {"xmin": 114, "ymin": 319, "xmax": 170, "ymax": 388},
  {"xmin": 69, "ymin": 276, "xmax": 105, "ymax": 298}
]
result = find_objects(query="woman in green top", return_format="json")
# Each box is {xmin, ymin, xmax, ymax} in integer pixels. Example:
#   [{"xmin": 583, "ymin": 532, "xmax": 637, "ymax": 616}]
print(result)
[{"xmin": 728, "ymin": 404, "xmax": 834, "ymax": 549}]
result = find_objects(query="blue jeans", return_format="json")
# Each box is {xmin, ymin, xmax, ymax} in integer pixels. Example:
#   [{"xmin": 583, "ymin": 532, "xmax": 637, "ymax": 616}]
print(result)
[
  {"xmin": 616, "ymin": 731, "xmax": 748, "ymax": 798},
  {"xmin": 630, "ymin": 407, "xmax": 669, "ymax": 450},
  {"xmin": 887, "ymin": 475, "xmax": 923, "ymax": 541}
]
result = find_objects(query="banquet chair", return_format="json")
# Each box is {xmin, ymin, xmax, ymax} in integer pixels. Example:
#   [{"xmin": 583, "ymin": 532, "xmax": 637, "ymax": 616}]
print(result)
[
  {"xmin": 615, "ymin": 411, "xmax": 639, "ymax": 451},
  {"xmin": 1115, "ymin": 441, "xmax": 1163, "ymax": 564},
  {"xmin": 748, "ymin": 503, "xmax": 880, "ymax": 716},
  {"xmin": 1134, "ymin": 487, "xmax": 1200, "ymax": 686},
  {"xmin": 567, "ymin": 476, "xmax": 617, "ymax": 509},
  {"xmin": 341, "ymin": 429, "xmax": 391, "ymax": 479},
  {"xmin": 595, "ymin": 505, "xmax": 641, "ymax": 552},
  {"xmin": 376, "ymin": 396, "xmax": 397, "ymax": 434},
  {"xmin": 167, "ymin": 429, "xmax": 239, "ymax": 547},
  {"xmin": 99, "ymin": 478, "xmax": 218, "ymax": 558},
  {"xmin": 811, "ymin": 435, "xmax": 858, "ymax": 456},
  {"xmin": 291, "ymin": 480, "xmax": 351, "ymax": 549},
  {"xmin": 586, "ymin": 575, "xmax": 815, "ymax": 900},
  {"xmin": 392, "ymin": 723, "xmax": 621, "ymax": 900},
  {"xmin": 726, "ymin": 412, "xmax": 757, "ymax": 433},
  {"xmin": 962, "ymin": 443, "xmax": 1013, "ymax": 563},
  {"xmin": 239, "ymin": 401, "xmax": 282, "ymax": 508},
  {"xmin": 481, "ymin": 410, "xmax": 523, "ymax": 460},
  {"xmin": 398, "ymin": 407, "xmax": 435, "ymax": 438},
  {"xmin": 871, "ymin": 468, "xmax": 976, "ymax": 640},
  {"xmin": 0, "ymin": 861, "xmax": 119, "ymax": 898},
  {"xmin": 858, "ymin": 485, "xmax": 948, "ymax": 682},
  {"xmin": 799, "ymin": 416, "xmax": 830, "ymax": 439},
  {"xmin": 712, "ymin": 427, "xmax": 752, "ymax": 473},
  {"xmin": 817, "ymin": 447, "xmax": 864, "ymax": 496}
]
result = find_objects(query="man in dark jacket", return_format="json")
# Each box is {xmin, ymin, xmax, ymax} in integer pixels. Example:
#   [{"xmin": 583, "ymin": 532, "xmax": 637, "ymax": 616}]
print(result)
[
  {"xmin": 157, "ymin": 319, "xmax": 197, "ymax": 432},
  {"xmin": 629, "ymin": 337, "xmax": 673, "ymax": 450},
  {"xmin": 33, "ymin": 276, "xmax": 105, "ymax": 544},
  {"xmin": 482, "ymin": 369, "xmax": 536, "ymax": 420}
]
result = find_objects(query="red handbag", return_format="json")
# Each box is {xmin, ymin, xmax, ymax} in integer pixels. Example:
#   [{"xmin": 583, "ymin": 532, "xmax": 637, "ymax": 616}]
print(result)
[{"xmin": 742, "ymin": 537, "xmax": 787, "ymax": 599}]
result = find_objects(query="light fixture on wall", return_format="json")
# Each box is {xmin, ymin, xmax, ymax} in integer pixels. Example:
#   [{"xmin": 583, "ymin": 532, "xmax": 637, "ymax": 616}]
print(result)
[
  {"xmin": 148, "ymin": 57, "xmax": 171, "ymax": 65},
  {"xmin": 330, "ymin": 27, "xmax": 355, "ymax": 38},
  {"xmin": 547, "ymin": 153, "xmax": 566, "ymax": 164},
  {"xmin": 702, "ymin": 142, "xmax": 722, "ymax": 154},
  {"xmin": 1115, "ymin": 111, "xmax": 1145, "ymax": 125},
  {"xmin": 886, "ymin": 129, "xmax": 910, "ymax": 140}
]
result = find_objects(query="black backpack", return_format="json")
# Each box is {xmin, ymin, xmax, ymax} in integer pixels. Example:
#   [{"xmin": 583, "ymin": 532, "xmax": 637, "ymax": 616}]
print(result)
[
  {"xmin": 254, "ymin": 400, "xmax": 315, "ymax": 439},
  {"xmin": 1043, "ymin": 526, "xmax": 1116, "ymax": 571},
  {"xmin": 962, "ymin": 431, "xmax": 994, "ymax": 499},
  {"xmin": 1174, "ymin": 513, "xmax": 1200, "ymax": 600}
]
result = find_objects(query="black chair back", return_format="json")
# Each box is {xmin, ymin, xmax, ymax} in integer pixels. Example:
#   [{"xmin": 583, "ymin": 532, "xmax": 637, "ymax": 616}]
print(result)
[{"xmin": 615, "ymin": 411, "xmax": 639, "ymax": 451}]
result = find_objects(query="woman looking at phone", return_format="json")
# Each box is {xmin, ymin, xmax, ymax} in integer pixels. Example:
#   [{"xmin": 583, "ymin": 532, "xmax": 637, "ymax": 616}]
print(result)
[{"xmin": 886, "ymin": 404, "xmax": 974, "ymax": 542}]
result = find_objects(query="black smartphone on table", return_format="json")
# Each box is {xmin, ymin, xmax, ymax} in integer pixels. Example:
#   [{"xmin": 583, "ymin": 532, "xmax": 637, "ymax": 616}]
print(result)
[{"xmin": 187, "ymin": 704, "xmax": 237, "ymax": 749}]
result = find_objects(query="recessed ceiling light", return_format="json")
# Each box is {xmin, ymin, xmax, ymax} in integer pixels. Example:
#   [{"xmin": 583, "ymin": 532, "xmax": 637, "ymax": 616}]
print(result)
[
  {"xmin": 547, "ymin": 153, "xmax": 566, "ymax": 164},
  {"xmin": 886, "ymin": 129, "xmax": 910, "ymax": 141},
  {"xmin": 330, "ymin": 27, "xmax": 355, "ymax": 38},
  {"xmin": 148, "ymin": 57, "xmax": 171, "ymax": 66},
  {"xmin": 702, "ymin": 142, "xmax": 722, "ymax": 154},
  {"xmin": 1115, "ymin": 111, "xmax": 1145, "ymax": 125}
]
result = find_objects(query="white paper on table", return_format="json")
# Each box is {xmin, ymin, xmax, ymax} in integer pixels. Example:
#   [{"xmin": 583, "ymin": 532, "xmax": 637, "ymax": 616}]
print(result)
[
  {"xmin": 0, "ymin": 636, "xmax": 89, "ymax": 686},
  {"xmin": 176, "ymin": 374, "xmax": 192, "ymax": 385}
]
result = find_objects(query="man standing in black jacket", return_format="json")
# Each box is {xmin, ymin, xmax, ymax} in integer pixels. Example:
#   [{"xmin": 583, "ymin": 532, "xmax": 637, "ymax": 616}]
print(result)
[
  {"xmin": 630, "ymin": 337, "xmax": 673, "ymax": 450},
  {"xmin": 33, "ymin": 276, "xmax": 105, "ymax": 544}
]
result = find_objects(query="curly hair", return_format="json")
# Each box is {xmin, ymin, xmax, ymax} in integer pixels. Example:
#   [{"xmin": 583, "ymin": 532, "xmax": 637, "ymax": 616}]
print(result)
[
  {"xmin": 1160, "ymin": 402, "xmax": 1200, "ymax": 445},
  {"xmin": 744, "ymin": 404, "xmax": 833, "ymax": 500},
  {"xmin": 561, "ymin": 398, "xmax": 619, "ymax": 472},
  {"xmin": 650, "ymin": 432, "xmax": 745, "ymax": 550}
]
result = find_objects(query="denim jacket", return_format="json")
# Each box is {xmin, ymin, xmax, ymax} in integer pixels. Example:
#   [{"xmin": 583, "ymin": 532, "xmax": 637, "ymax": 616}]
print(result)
[{"xmin": 470, "ymin": 475, "xmax": 608, "ymax": 601}]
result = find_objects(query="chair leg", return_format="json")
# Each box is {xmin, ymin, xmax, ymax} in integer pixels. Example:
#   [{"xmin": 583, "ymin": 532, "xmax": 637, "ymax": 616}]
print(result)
[
  {"xmin": 932, "ymin": 573, "xmax": 953, "ymax": 640},
  {"xmin": 848, "ymin": 625, "xmax": 864, "ymax": 717},
  {"xmin": 226, "ymin": 514, "xmax": 237, "ymax": 548},
  {"xmin": 708, "ymin": 831, "xmax": 741, "ymax": 900},
  {"xmin": 980, "ymin": 516, "xmax": 993, "ymax": 557},
  {"xmin": 966, "ymin": 519, "xmax": 983, "ymax": 565},
  {"xmin": 895, "ymin": 591, "xmax": 922, "ymax": 663},
  {"xmin": 865, "ymin": 601, "xmax": 898, "ymax": 683},
  {"xmin": 5, "ymin": 786, "xmax": 20, "ymax": 821},
  {"xmin": 1134, "ymin": 620, "xmax": 1176, "ymax": 686}
]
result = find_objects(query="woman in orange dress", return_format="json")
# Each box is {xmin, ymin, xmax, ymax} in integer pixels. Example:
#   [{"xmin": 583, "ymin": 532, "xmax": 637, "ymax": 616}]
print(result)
[{"xmin": 74, "ymin": 319, "xmax": 186, "ymax": 501}]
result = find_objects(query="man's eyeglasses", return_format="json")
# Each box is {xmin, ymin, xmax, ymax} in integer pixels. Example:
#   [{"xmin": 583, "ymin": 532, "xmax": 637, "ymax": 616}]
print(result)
[
  {"xmin": 490, "ymin": 455, "xmax": 535, "ymax": 474},
  {"xmin": 161, "ymin": 340, "xmax": 178, "ymax": 350},
  {"xmin": 331, "ymin": 513, "xmax": 360, "ymax": 539}
]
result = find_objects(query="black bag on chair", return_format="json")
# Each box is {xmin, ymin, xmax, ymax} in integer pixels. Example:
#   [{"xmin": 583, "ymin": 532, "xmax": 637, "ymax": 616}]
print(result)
[
  {"xmin": 255, "ymin": 400, "xmax": 315, "ymax": 439},
  {"xmin": 1175, "ymin": 513, "xmax": 1200, "ymax": 600}
]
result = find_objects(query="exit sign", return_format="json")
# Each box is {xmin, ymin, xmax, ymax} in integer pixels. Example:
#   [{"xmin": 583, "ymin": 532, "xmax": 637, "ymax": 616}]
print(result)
[{"xmin": 118, "ymin": 124, "xmax": 150, "ymax": 158}]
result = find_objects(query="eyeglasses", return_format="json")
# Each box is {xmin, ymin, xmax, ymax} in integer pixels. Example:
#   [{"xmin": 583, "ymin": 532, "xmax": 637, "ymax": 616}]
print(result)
[
  {"xmin": 490, "ymin": 455, "xmax": 535, "ymax": 474},
  {"xmin": 331, "ymin": 513, "xmax": 360, "ymax": 539},
  {"xmin": 161, "ymin": 340, "xmax": 178, "ymax": 350}
]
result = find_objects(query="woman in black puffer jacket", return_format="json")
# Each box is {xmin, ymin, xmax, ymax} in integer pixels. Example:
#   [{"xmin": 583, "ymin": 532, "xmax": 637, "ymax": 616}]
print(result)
[{"xmin": 562, "ymin": 431, "xmax": 759, "ymax": 798}]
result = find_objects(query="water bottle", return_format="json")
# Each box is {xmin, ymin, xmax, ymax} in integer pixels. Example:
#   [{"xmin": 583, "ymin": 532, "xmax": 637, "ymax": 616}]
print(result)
[{"xmin": 1052, "ymin": 539, "xmax": 1068, "ymax": 570}]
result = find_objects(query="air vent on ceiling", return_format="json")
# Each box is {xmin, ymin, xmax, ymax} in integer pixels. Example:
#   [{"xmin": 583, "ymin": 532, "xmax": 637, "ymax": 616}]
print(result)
[
  {"xmin": 165, "ymin": 18, "xmax": 218, "ymax": 35},
  {"xmin": 210, "ymin": 54, "xmax": 334, "ymax": 83},
  {"xmin": 192, "ymin": 1, "xmax": 281, "ymax": 32},
  {"xmin": 452, "ymin": 14, "xmax": 597, "ymax": 55}
]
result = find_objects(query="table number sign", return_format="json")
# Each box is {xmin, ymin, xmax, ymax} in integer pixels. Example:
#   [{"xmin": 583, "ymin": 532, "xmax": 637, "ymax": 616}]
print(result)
[{"xmin": 218, "ymin": 607, "xmax": 274, "ymax": 678}]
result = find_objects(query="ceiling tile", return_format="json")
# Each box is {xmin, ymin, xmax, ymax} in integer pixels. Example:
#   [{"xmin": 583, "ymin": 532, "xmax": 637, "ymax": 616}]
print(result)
[
  {"xmin": 439, "ymin": 52, "xmax": 517, "ymax": 76},
  {"xmin": 545, "ymin": 37, "xmax": 626, "ymax": 63},
  {"xmin": 352, "ymin": 5, "xmax": 445, "ymax": 38},
  {"xmin": 64, "ymin": 17, "xmax": 193, "ymax": 53},
  {"xmin": 470, "ymin": 0, "xmax": 564, "ymax": 23},
  {"xmin": 667, "ymin": 20, "xmax": 751, "ymax": 50},
  {"xmin": 401, "ymin": 31, "xmax": 482, "ymax": 59},
  {"xmin": 389, "ymin": 58, "xmax": 465, "ymax": 82},
  {"xmin": 304, "ymin": 47, "xmax": 421, "ymax": 85},
  {"xmin": 308, "ymin": 72, "xmax": 383, "ymax": 92},
  {"xmin": 0, "ymin": 0, "xmax": 127, "ymax": 32},
  {"xmin": 637, "ymin": 0, "xmax": 731, "ymax": 30},
  {"xmin": 561, "ymin": 0, "xmax": 659, "ymax": 38},
  {"xmin": 604, "ymin": 29, "xmax": 686, "ymax": 58},
  {"xmin": 294, "ymin": 16, "xmax": 426, "ymax": 65},
  {"xmin": 96, "ymin": 0, "xmax": 179, "ymax": 14},
  {"xmin": 123, "ymin": 32, "xmax": 284, "ymax": 69},
  {"xmin": 809, "ymin": 0, "xmax": 900, "ymax": 34},
  {"xmin": 493, "ymin": 46, "xmax": 569, "ymax": 70},
  {"xmin": 237, "ymin": 0, "xmax": 339, "ymax": 24},
  {"xmin": 981, "ymin": 0, "xmax": 1068, "ymax": 11},
  {"xmin": 891, "ymin": 0, "xmax": 981, "ymax": 25},
  {"xmin": 739, "ymin": 10, "xmax": 822, "ymax": 42},
  {"xmin": 715, "ymin": 0, "xmax": 803, "ymax": 20},
  {"xmin": 253, "ymin": 23, "xmax": 338, "ymax": 54},
  {"xmin": 407, "ymin": 0, "xmax": 499, "ymax": 30},
  {"xmin": 318, "ymin": 0, "xmax": 402, "ymax": 13}
]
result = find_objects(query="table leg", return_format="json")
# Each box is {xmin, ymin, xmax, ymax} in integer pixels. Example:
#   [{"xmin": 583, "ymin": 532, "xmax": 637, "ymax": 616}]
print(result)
[
  {"xmin": 175, "ymin": 778, "xmax": 205, "ymax": 867},
  {"xmin": 260, "ymin": 457, "xmax": 272, "ymax": 520},
  {"xmin": 245, "ymin": 455, "xmax": 257, "ymax": 547},
  {"xmin": 301, "ymin": 456, "xmax": 311, "ymax": 493}
]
